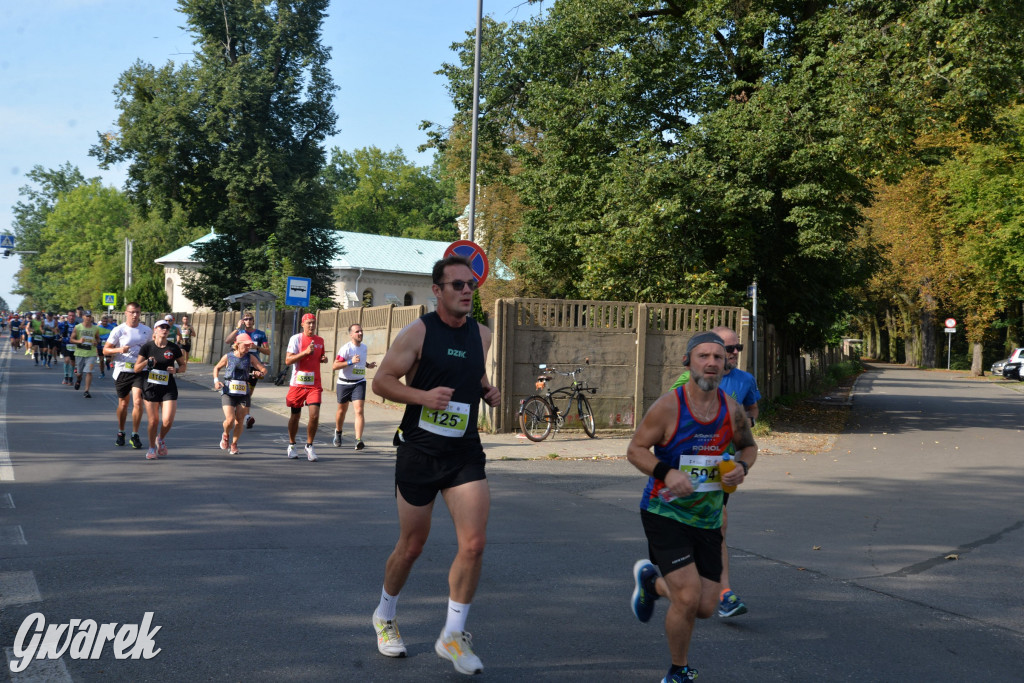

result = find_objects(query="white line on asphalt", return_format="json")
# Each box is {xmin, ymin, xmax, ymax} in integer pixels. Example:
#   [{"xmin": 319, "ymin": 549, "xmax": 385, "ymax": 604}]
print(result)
[
  {"xmin": 0, "ymin": 525, "xmax": 27, "ymax": 545},
  {"xmin": 0, "ymin": 344, "xmax": 14, "ymax": 481},
  {"xmin": 0, "ymin": 492, "xmax": 12, "ymax": 508},
  {"xmin": 0, "ymin": 571, "xmax": 41, "ymax": 606},
  {"xmin": 5, "ymin": 648, "xmax": 72, "ymax": 683}
]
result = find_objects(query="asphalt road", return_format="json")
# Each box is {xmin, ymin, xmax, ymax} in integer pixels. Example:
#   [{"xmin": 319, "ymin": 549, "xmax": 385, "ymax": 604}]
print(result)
[{"xmin": 1, "ymin": 348, "xmax": 1022, "ymax": 682}]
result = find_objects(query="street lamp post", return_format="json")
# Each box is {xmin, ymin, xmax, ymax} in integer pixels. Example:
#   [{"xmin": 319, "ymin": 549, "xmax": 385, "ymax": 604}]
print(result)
[{"xmin": 467, "ymin": 0, "xmax": 483, "ymax": 243}]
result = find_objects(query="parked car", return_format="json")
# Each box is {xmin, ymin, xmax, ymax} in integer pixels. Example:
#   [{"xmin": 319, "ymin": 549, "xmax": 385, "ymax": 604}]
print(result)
[
  {"xmin": 1003, "ymin": 360, "xmax": 1024, "ymax": 381},
  {"xmin": 991, "ymin": 347, "xmax": 1024, "ymax": 377}
]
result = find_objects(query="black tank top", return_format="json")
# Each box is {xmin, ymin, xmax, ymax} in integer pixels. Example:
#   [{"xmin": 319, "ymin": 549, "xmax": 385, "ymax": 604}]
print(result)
[{"xmin": 398, "ymin": 312, "xmax": 484, "ymax": 457}]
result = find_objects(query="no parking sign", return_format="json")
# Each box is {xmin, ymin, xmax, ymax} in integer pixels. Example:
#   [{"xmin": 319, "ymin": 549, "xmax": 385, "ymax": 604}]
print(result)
[{"xmin": 444, "ymin": 240, "xmax": 489, "ymax": 286}]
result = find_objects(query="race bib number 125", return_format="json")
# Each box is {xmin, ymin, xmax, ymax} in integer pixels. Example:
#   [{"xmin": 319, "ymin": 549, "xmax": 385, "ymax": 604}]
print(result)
[{"xmin": 418, "ymin": 401, "xmax": 470, "ymax": 438}]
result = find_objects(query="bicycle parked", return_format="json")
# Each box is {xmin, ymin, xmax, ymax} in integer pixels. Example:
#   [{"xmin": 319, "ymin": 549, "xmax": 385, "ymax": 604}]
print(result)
[{"xmin": 518, "ymin": 359, "xmax": 598, "ymax": 442}]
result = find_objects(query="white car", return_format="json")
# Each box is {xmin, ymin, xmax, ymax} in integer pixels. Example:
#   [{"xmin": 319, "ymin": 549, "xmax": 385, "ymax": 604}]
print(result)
[{"xmin": 991, "ymin": 347, "xmax": 1024, "ymax": 377}]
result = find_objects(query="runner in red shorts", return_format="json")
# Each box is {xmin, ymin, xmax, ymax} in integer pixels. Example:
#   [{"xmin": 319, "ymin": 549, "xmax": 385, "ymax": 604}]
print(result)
[{"xmin": 285, "ymin": 313, "xmax": 328, "ymax": 462}]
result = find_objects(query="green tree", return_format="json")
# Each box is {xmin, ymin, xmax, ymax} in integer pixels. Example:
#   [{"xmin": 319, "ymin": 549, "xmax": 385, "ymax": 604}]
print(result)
[
  {"xmin": 91, "ymin": 0, "xmax": 339, "ymax": 310},
  {"xmin": 858, "ymin": 111, "xmax": 1024, "ymax": 374},
  {"xmin": 434, "ymin": 0, "xmax": 1024, "ymax": 348},
  {"xmin": 11, "ymin": 164, "xmax": 94, "ymax": 310},
  {"xmin": 31, "ymin": 181, "xmax": 131, "ymax": 310},
  {"xmin": 126, "ymin": 270, "xmax": 171, "ymax": 313},
  {"xmin": 323, "ymin": 146, "xmax": 459, "ymax": 241}
]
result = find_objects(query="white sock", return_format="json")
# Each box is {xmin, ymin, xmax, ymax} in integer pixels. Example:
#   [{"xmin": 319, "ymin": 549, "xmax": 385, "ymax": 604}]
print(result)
[
  {"xmin": 443, "ymin": 599, "xmax": 470, "ymax": 635},
  {"xmin": 377, "ymin": 588, "xmax": 398, "ymax": 621}
]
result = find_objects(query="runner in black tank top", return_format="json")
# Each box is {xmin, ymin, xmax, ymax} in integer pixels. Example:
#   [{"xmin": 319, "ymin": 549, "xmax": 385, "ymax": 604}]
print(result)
[
  {"xmin": 369, "ymin": 256, "xmax": 501, "ymax": 675},
  {"xmin": 397, "ymin": 311, "xmax": 485, "ymax": 457}
]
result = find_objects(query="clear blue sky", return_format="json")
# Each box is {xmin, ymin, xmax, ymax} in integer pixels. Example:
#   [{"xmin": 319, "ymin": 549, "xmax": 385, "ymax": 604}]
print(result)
[{"xmin": 0, "ymin": 0, "xmax": 540, "ymax": 311}]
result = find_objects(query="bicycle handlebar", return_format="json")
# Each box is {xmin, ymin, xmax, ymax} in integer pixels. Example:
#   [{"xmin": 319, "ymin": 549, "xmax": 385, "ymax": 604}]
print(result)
[{"xmin": 544, "ymin": 366, "xmax": 585, "ymax": 377}]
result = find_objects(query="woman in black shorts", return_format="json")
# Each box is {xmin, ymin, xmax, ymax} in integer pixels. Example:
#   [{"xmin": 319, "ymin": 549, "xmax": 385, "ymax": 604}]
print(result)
[
  {"xmin": 212, "ymin": 333, "xmax": 266, "ymax": 454},
  {"xmin": 133, "ymin": 319, "xmax": 187, "ymax": 460}
]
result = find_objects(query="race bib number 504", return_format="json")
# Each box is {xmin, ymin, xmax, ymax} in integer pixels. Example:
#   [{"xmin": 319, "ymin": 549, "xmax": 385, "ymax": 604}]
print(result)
[
  {"xmin": 677, "ymin": 454, "xmax": 724, "ymax": 492},
  {"xmin": 419, "ymin": 401, "xmax": 470, "ymax": 438}
]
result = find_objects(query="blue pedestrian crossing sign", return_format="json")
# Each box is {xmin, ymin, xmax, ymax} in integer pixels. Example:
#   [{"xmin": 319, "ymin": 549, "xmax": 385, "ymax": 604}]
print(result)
[
  {"xmin": 102, "ymin": 293, "xmax": 117, "ymax": 306},
  {"xmin": 0, "ymin": 234, "xmax": 14, "ymax": 249}
]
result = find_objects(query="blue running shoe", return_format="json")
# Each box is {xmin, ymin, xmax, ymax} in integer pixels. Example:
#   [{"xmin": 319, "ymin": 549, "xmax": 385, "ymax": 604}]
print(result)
[
  {"xmin": 631, "ymin": 559, "xmax": 659, "ymax": 623},
  {"xmin": 718, "ymin": 590, "xmax": 747, "ymax": 617},
  {"xmin": 663, "ymin": 666, "xmax": 699, "ymax": 682}
]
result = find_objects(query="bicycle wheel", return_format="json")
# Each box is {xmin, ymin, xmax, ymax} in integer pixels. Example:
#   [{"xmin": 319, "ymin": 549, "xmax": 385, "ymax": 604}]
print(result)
[
  {"xmin": 577, "ymin": 394, "xmax": 596, "ymax": 438},
  {"xmin": 519, "ymin": 396, "xmax": 553, "ymax": 442}
]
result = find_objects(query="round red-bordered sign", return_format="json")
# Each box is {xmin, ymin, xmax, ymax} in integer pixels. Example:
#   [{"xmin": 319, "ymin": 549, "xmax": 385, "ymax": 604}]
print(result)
[
  {"xmin": 444, "ymin": 240, "xmax": 489, "ymax": 286},
  {"xmin": 944, "ymin": 318, "xmax": 957, "ymax": 328}
]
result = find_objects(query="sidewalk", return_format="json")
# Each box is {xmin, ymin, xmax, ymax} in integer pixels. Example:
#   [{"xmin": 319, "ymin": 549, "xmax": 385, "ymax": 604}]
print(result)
[{"xmin": 179, "ymin": 361, "xmax": 631, "ymax": 461}]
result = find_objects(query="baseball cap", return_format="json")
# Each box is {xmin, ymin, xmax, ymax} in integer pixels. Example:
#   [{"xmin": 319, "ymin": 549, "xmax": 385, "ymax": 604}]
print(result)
[
  {"xmin": 301, "ymin": 313, "xmax": 316, "ymax": 323},
  {"xmin": 164, "ymin": 315, "xmax": 174, "ymax": 321},
  {"xmin": 235, "ymin": 333, "xmax": 253, "ymax": 344},
  {"xmin": 154, "ymin": 319, "xmax": 171, "ymax": 328}
]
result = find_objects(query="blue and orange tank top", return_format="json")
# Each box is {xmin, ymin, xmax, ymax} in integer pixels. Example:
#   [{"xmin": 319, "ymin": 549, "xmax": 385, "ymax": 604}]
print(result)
[{"xmin": 640, "ymin": 386, "xmax": 734, "ymax": 529}]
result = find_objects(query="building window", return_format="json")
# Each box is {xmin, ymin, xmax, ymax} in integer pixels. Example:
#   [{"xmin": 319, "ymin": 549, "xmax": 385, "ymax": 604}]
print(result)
[
  {"xmin": 362, "ymin": 288, "xmax": 374, "ymax": 307},
  {"xmin": 404, "ymin": 292, "xmax": 414, "ymax": 306}
]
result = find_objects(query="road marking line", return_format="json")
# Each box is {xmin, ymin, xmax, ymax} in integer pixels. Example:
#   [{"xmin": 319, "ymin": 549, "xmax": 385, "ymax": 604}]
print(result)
[
  {"xmin": 0, "ymin": 492, "xmax": 12, "ymax": 508},
  {"xmin": 0, "ymin": 344, "xmax": 13, "ymax": 481},
  {"xmin": 5, "ymin": 648, "xmax": 72, "ymax": 683},
  {"xmin": 0, "ymin": 571, "xmax": 41, "ymax": 606},
  {"xmin": 0, "ymin": 525, "xmax": 27, "ymax": 545}
]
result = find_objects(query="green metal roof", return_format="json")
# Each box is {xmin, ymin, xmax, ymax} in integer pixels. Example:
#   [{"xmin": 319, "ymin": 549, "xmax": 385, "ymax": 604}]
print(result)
[{"xmin": 156, "ymin": 230, "xmax": 448, "ymax": 275}]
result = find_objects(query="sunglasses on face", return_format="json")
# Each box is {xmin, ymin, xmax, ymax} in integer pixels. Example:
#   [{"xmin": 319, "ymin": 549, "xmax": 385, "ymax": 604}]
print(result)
[
  {"xmin": 440, "ymin": 280, "xmax": 478, "ymax": 292},
  {"xmin": 724, "ymin": 344, "xmax": 743, "ymax": 353}
]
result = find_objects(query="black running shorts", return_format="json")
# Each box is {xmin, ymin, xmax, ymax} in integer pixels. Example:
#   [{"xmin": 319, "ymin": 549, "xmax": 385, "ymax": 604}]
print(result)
[
  {"xmin": 114, "ymin": 371, "xmax": 145, "ymax": 399},
  {"xmin": 142, "ymin": 382, "xmax": 178, "ymax": 403},
  {"xmin": 640, "ymin": 509, "xmax": 723, "ymax": 582},
  {"xmin": 395, "ymin": 445, "xmax": 487, "ymax": 506}
]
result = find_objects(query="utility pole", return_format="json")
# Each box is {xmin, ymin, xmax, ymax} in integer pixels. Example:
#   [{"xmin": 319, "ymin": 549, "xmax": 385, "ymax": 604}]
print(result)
[
  {"xmin": 124, "ymin": 238, "xmax": 134, "ymax": 293},
  {"xmin": 467, "ymin": 0, "xmax": 483, "ymax": 243}
]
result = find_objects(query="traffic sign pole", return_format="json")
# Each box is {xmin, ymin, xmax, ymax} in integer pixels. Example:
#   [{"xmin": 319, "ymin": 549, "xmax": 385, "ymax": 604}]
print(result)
[{"xmin": 944, "ymin": 318, "xmax": 956, "ymax": 370}]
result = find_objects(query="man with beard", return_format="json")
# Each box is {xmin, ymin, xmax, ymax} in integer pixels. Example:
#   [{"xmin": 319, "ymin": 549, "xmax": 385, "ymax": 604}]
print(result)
[
  {"xmin": 671, "ymin": 325, "xmax": 760, "ymax": 618},
  {"xmin": 626, "ymin": 331, "xmax": 757, "ymax": 683}
]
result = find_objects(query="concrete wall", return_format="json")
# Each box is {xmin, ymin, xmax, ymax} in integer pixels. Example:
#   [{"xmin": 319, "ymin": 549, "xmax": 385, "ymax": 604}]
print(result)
[
  {"xmin": 156, "ymin": 304, "xmax": 425, "ymax": 386},
  {"xmin": 491, "ymin": 298, "xmax": 753, "ymax": 434},
  {"xmin": 126, "ymin": 296, "xmax": 850, "ymax": 435}
]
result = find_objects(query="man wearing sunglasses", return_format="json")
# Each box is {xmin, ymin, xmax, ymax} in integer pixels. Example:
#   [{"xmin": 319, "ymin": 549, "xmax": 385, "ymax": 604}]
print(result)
[
  {"xmin": 369, "ymin": 255, "xmax": 500, "ymax": 675},
  {"xmin": 671, "ymin": 325, "xmax": 760, "ymax": 620},
  {"xmin": 226, "ymin": 312, "xmax": 271, "ymax": 428}
]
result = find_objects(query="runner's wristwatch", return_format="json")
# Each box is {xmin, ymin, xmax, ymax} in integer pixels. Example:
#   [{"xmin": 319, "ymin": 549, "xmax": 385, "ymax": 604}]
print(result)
[{"xmin": 737, "ymin": 460, "xmax": 750, "ymax": 475}]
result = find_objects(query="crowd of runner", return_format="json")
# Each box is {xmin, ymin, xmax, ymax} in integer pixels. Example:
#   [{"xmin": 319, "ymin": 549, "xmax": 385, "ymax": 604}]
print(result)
[{"xmin": 2, "ymin": 255, "xmax": 760, "ymax": 681}]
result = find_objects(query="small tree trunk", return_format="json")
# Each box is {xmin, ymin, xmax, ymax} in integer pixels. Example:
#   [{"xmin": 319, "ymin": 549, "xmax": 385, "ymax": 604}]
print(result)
[
  {"xmin": 920, "ymin": 306, "xmax": 936, "ymax": 368},
  {"xmin": 970, "ymin": 342, "xmax": 984, "ymax": 376}
]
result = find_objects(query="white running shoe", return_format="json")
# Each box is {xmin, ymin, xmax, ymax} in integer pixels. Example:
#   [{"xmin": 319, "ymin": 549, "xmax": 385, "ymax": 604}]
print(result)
[
  {"xmin": 372, "ymin": 610, "xmax": 407, "ymax": 658},
  {"xmin": 332, "ymin": 430, "xmax": 342, "ymax": 447},
  {"xmin": 287, "ymin": 444, "xmax": 298, "ymax": 459},
  {"xmin": 435, "ymin": 630, "xmax": 483, "ymax": 675},
  {"xmin": 305, "ymin": 444, "xmax": 318, "ymax": 462}
]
